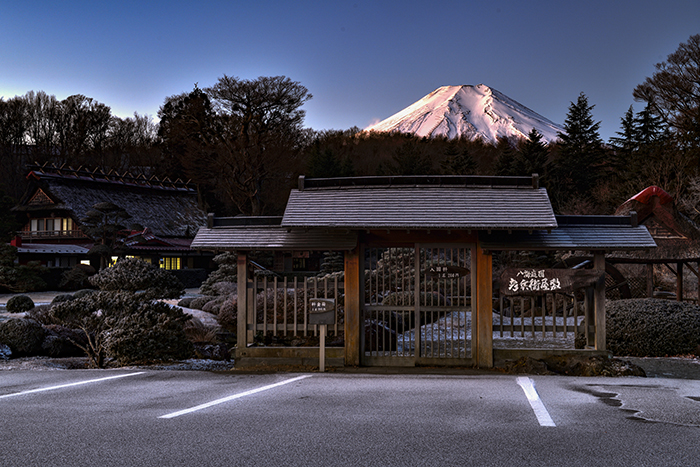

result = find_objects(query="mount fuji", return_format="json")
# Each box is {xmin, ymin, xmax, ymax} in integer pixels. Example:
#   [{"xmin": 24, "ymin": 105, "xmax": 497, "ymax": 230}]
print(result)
[{"xmin": 365, "ymin": 84, "xmax": 564, "ymax": 144}]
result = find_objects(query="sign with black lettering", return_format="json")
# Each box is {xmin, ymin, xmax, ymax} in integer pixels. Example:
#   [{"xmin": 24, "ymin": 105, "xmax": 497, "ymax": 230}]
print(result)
[
  {"xmin": 425, "ymin": 265, "xmax": 470, "ymax": 279},
  {"xmin": 499, "ymin": 268, "xmax": 602, "ymax": 296},
  {"xmin": 309, "ymin": 298, "xmax": 336, "ymax": 325}
]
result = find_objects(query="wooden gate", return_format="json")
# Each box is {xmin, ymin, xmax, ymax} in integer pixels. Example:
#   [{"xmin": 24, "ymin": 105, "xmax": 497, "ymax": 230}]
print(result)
[{"xmin": 362, "ymin": 244, "xmax": 474, "ymax": 366}]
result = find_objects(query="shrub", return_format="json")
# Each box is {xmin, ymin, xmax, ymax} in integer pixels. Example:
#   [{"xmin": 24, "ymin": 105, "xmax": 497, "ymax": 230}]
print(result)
[
  {"xmin": 48, "ymin": 258, "xmax": 188, "ymax": 367},
  {"xmin": 27, "ymin": 304, "xmax": 55, "ymax": 325},
  {"xmin": 0, "ymin": 318, "xmax": 46, "ymax": 356},
  {"xmin": 41, "ymin": 324, "xmax": 87, "ymax": 358},
  {"xmin": 200, "ymin": 252, "xmax": 237, "ymax": 296},
  {"xmin": 189, "ymin": 296, "xmax": 216, "ymax": 311},
  {"xmin": 604, "ymin": 298, "xmax": 700, "ymax": 357},
  {"xmin": 103, "ymin": 301, "xmax": 193, "ymax": 365},
  {"xmin": 177, "ymin": 297, "xmax": 194, "ymax": 308},
  {"xmin": 202, "ymin": 295, "xmax": 228, "ymax": 314},
  {"xmin": 89, "ymin": 257, "xmax": 182, "ymax": 299},
  {"xmin": 184, "ymin": 318, "xmax": 219, "ymax": 344},
  {"xmin": 51, "ymin": 294, "xmax": 75, "ymax": 306},
  {"xmin": 59, "ymin": 264, "xmax": 96, "ymax": 290},
  {"xmin": 217, "ymin": 296, "xmax": 238, "ymax": 332},
  {"xmin": 6, "ymin": 295, "xmax": 35, "ymax": 313},
  {"xmin": 73, "ymin": 289, "xmax": 96, "ymax": 299}
]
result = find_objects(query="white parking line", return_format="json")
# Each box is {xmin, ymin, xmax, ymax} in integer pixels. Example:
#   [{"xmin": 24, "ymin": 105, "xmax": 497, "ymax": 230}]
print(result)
[
  {"xmin": 516, "ymin": 376, "xmax": 556, "ymax": 427},
  {"xmin": 160, "ymin": 374, "xmax": 313, "ymax": 419},
  {"xmin": 0, "ymin": 372, "xmax": 145, "ymax": 399}
]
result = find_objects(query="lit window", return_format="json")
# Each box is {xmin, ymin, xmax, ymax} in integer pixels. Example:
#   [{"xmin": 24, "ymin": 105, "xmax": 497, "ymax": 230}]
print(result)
[{"xmin": 160, "ymin": 257, "xmax": 181, "ymax": 270}]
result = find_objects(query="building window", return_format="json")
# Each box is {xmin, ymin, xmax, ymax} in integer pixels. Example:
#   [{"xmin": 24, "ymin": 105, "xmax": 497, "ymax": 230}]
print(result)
[{"xmin": 160, "ymin": 257, "xmax": 181, "ymax": 270}]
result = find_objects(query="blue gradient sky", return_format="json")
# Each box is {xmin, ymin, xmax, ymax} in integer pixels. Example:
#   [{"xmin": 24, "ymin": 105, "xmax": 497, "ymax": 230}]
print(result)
[{"xmin": 2, "ymin": 0, "xmax": 699, "ymax": 141}]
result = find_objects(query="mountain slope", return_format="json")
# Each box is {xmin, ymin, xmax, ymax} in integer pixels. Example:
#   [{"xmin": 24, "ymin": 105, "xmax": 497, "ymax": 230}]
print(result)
[{"xmin": 365, "ymin": 84, "xmax": 564, "ymax": 144}]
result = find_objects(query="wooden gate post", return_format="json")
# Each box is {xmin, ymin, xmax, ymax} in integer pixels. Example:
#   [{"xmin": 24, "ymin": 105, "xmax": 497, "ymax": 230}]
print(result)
[
  {"xmin": 594, "ymin": 252, "xmax": 606, "ymax": 351},
  {"xmin": 344, "ymin": 248, "xmax": 361, "ymax": 366},
  {"xmin": 236, "ymin": 251, "xmax": 249, "ymax": 357},
  {"xmin": 475, "ymin": 243, "xmax": 493, "ymax": 368}
]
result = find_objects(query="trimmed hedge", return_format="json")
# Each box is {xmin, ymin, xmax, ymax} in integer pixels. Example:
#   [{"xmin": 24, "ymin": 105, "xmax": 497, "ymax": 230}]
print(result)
[{"xmin": 605, "ymin": 298, "xmax": 700, "ymax": 357}]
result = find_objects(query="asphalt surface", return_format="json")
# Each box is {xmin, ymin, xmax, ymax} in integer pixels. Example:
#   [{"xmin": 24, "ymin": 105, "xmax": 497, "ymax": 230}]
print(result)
[{"xmin": 1, "ymin": 369, "xmax": 699, "ymax": 467}]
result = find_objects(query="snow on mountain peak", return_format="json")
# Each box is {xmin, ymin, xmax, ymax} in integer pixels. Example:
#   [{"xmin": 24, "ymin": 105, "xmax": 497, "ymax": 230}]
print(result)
[{"xmin": 365, "ymin": 84, "xmax": 563, "ymax": 144}]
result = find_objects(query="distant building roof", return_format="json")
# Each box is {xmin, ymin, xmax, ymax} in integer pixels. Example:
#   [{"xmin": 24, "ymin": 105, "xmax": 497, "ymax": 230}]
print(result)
[
  {"xmin": 282, "ymin": 175, "xmax": 556, "ymax": 230},
  {"xmin": 15, "ymin": 164, "xmax": 207, "ymax": 238},
  {"xmin": 14, "ymin": 243, "xmax": 90, "ymax": 255}
]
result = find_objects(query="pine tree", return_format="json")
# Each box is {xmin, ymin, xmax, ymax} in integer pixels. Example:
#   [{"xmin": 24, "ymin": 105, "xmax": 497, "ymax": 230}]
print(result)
[
  {"xmin": 441, "ymin": 141, "xmax": 476, "ymax": 175},
  {"xmin": 514, "ymin": 128, "xmax": 550, "ymax": 178},
  {"xmin": 552, "ymin": 93, "xmax": 603, "ymax": 203}
]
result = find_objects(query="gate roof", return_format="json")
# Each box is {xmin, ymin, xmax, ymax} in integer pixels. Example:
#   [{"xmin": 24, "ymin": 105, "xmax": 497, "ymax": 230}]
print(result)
[
  {"xmin": 480, "ymin": 215, "xmax": 656, "ymax": 251},
  {"xmin": 282, "ymin": 175, "xmax": 556, "ymax": 230}
]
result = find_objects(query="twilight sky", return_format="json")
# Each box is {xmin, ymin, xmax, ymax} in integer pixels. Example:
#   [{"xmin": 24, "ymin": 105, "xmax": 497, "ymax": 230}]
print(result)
[{"xmin": 2, "ymin": 0, "xmax": 699, "ymax": 141}]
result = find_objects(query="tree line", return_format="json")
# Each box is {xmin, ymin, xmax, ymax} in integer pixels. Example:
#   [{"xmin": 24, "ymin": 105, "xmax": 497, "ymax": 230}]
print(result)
[{"xmin": 2, "ymin": 34, "xmax": 699, "ymax": 228}]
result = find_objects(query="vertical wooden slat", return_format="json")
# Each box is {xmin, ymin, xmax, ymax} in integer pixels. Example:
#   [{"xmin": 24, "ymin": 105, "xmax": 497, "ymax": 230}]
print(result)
[
  {"xmin": 293, "ymin": 277, "xmax": 298, "ymax": 337},
  {"xmin": 344, "ymin": 248, "xmax": 361, "ymax": 366},
  {"xmin": 594, "ymin": 253, "xmax": 606, "ymax": 351},
  {"xmin": 263, "ymin": 276, "xmax": 268, "ymax": 335},
  {"xmin": 273, "ymin": 277, "xmax": 278, "ymax": 336},
  {"xmin": 475, "ymin": 243, "xmax": 493, "ymax": 368},
  {"xmin": 236, "ymin": 252, "xmax": 248, "ymax": 356},
  {"xmin": 304, "ymin": 278, "xmax": 309, "ymax": 337}
]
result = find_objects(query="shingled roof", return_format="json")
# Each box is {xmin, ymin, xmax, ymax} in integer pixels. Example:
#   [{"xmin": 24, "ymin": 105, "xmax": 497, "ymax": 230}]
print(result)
[
  {"xmin": 480, "ymin": 215, "xmax": 656, "ymax": 251},
  {"xmin": 192, "ymin": 216, "xmax": 358, "ymax": 251},
  {"xmin": 15, "ymin": 165, "xmax": 207, "ymax": 238},
  {"xmin": 282, "ymin": 175, "xmax": 556, "ymax": 230}
]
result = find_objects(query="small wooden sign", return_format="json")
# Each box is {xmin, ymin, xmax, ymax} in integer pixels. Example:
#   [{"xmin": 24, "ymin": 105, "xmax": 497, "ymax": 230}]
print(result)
[
  {"xmin": 425, "ymin": 265, "xmax": 470, "ymax": 279},
  {"xmin": 309, "ymin": 298, "xmax": 336, "ymax": 325},
  {"xmin": 499, "ymin": 268, "xmax": 603, "ymax": 296}
]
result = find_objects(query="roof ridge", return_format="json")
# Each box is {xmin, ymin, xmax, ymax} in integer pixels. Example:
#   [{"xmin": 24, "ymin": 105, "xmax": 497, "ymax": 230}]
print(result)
[{"xmin": 298, "ymin": 174, "xmax": 539, "ymax": 190}]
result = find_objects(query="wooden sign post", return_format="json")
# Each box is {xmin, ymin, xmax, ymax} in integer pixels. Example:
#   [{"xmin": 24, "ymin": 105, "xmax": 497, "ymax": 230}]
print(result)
[{"xmin": 309, "ymin": 298, "xmax": 336, "ymax": 372}]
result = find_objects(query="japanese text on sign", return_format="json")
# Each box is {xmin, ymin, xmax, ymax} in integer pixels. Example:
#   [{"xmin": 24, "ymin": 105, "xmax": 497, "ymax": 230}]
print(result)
[{"xmin": 507, "ymin": 269, "xmax": 562, "ymax": 293}]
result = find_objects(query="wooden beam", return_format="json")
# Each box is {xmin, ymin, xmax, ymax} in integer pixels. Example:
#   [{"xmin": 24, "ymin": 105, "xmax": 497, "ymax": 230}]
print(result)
[
  {"xmin": 475, "ymin": 243, "xmax": 493, "ymax": 368},
  {"xmin": 344, "ymin": 248, "xmax": 361, "ymax": 366},
  {"xmin": 677, "ymin": 261, "xmax": 684, "ymax": 302},
  {"xmin": 646, "ymin": 263, "xmax": 654, "ymax": 298}
]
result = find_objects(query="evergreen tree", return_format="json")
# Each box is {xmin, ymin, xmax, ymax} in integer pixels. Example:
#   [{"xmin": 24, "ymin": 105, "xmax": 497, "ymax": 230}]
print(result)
[
  {"xmin": 514, "ymin": 128, "xmax": 550, "ymax": 178},
  {"xmin": 552, "ymin": 93, "xmax": 603, "ymax": 205},
  {"xmin": 441, "ymin": 141, "xmax": 476, "ymax": 175},
  {"xmin": 307, "ymin": 144, "xmax": 342, "ymax": 178}
]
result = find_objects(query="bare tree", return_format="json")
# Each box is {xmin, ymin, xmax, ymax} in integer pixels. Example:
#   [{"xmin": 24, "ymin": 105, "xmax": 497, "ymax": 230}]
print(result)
[
  {"xmin": 633, "ymin": 34, "xmax": 700, "ymax": 146},
  {"xmin": 204, "ymin": 75, "xmax": 312, "ymax": 215}
]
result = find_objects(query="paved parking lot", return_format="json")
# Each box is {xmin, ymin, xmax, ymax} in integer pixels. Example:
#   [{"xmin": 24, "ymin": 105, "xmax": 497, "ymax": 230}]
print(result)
[{"xmin": 1, "ymin": 369, "xmax": 699, "ymax": 466}]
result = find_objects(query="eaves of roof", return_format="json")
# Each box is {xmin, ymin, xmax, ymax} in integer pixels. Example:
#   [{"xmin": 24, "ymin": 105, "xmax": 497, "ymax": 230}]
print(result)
[{"xmin": 191, "ymin": 226, "xmax": 358, "ymax": 251}]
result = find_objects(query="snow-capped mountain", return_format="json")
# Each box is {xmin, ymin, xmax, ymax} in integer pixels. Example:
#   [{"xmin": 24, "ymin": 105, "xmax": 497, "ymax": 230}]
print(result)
[{"xmin": 365, "ymin": 84, "xmax": 564, "ymax": 144}]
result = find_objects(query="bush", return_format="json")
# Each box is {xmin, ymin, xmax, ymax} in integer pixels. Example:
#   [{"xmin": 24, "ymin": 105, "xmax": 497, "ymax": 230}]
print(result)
[
  {"xmin": 202, "ymin": 295, "xmax": 228, "ymax": 314},
  {"xmin": 59, "ymin": 264, "xmax": 96, "ymax": 290},
  {"xmin": 217, "ymin": 296, "xmax": 238, "ymax": 332},
  {"xmin": 51, "ymin": 294, "xmax": 75, "ymax": 306},
  {"xmin": 0, "ymin": 318, "xmax": 46, "ymax": 356},
  {"xmin": 177, "ymin": 297, "xmax": 194, "ymax": 308},
  {"xmin": 200, "ymin": 252, "xmax": 237, "ymax": 296},
  {"xmin": 48, "ymin": 259, "xmax": 188, "ymax": 367},
  {"xmin": 104, "ymin": 301, "xmax": 193, "ymax": 365},
  {"xmin": 6, "ymin": 295, "xmax": 35, "ymax": 313},
  {"xmin": 27, "ymin": 304, "xmax": 55, "ymax": 325},
  {"xmin": 89, "ymin": 257, "xmax": 182, "ymax": 299},
  {"xmin": 604, "ymin": 298, "xmax": 700, "ymax": 357},
  {"xmin": 73, "ymin": 289, "xmax": 96, "ymax": 299},
  {"xmin": 189, "ymin": 296, "xmax": 216, "ymax": 311},
  {"xmin": 41, "ymin": 324, "xmax": 87, "ymax": 358}
]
